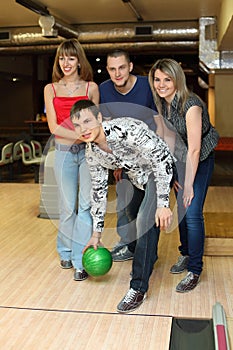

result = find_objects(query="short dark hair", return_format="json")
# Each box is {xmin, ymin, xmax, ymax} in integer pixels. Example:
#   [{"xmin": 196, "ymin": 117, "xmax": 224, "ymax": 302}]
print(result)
[
  {"xmin": 70, "ymin": 99, "xmax": 100, "ymax": 120},
  {"xmin": 107, "ymin": 49, "xmax": 131, "ymax": 64}
]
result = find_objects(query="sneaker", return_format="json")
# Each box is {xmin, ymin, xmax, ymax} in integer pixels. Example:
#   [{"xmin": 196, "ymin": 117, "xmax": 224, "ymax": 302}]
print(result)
[
  {"xmin": 170, "ymin": 255, "xmax": 189, "ymax": 274},
  {"xmin": 111, "ymin": 241, "xmax": 126, "ymax": 254},
  {"xmin": 60, "ymin": 260, "xmax": 73, "ymax": 269},
  {"xmin": 111, "ymin": 246, "xmax": 134, "ymax": 262},
  {"xmin": 176, "ymin": 271, "xmax": 200, "ymax": 293},
  {"xmin": 73, "ymin": 269, "xmax": 88, "ymax": 281},
  {"xmin": 117, "ymin": 288, "xmax": 146, "ymax": 313}
]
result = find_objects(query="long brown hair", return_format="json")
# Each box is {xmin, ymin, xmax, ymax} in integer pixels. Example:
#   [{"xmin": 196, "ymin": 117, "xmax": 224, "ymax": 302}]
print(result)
[
  {"xmin": 148, "ymin": 58, "xmax": 190, "ymax": 115},
  {"xmin": 52, "ymin": 38, "xmax": 93, "ymax": 82}
]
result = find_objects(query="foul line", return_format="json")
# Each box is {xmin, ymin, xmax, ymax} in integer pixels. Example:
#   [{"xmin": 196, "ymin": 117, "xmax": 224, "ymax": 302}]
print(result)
[{"xmin": 0, "ymin": 304, "xmax": 172, "ymax": 318}]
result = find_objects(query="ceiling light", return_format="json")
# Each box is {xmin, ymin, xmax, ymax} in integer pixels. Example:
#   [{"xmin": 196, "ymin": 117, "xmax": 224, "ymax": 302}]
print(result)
[
  {"xmin": 15, "ymin": 0, "xmax": 78, "ymax": 38},
  {"xmin": 39, "ymin": 15, "xmax": 58, "ymax": 38}
]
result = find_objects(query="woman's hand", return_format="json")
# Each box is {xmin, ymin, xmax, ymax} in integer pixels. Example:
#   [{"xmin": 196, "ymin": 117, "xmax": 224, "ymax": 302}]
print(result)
[
  {"xmin": 82, "ymin": 232, "xmax": 104, "ymax": 253},
  {"xmin": 183, "ymin": 184, "xmax": 194, "ymax": 208},
  {"xmin": 155, "ymin": 207, "xmax": 173, "ymax": 230}
]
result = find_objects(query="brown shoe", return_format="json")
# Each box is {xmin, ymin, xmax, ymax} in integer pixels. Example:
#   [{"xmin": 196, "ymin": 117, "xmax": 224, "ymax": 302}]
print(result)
[
  {"xmin": 176, "ymin": 272, "xmax": 200, "ymax": 293},
  {"xmin": 60, "ymin": 260, "xmax": 73, "ymax": 269},
  {"xmin": 74, "ymin": 269, "xmax": 88, "ymax": 281},
  {"xmin": 117, "ymin": 288, "xmax": 146, "ymax": 313}
]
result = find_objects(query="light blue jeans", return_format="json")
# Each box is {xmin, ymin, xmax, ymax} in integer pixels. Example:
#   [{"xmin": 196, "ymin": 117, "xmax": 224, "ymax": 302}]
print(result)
[{"xmin": 54, "ymin": 146, "xmax": 92, "ymax": 269}]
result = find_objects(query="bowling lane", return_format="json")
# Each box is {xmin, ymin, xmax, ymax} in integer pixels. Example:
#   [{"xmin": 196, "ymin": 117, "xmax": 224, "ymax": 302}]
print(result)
[
  {"xmin": 0, "ymin": 184, "xmax": 233, "ymax": 320},
  {"xmin": 0, "ymin": 307, "xmax": 172, "ymax": 349}
]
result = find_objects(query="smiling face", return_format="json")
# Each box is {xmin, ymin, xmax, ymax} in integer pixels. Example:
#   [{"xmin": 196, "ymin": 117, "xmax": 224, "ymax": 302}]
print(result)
[
  {"xmin": 59, "ymin": 55, "xmax": 79, "ymax": 77},
  {"xmin": 153, "ymin": 69, "xmax": 177, "ymax": 104},
  {"xmin": 72, "ymin": 109, "xmax": 104, "ymax": 144}
]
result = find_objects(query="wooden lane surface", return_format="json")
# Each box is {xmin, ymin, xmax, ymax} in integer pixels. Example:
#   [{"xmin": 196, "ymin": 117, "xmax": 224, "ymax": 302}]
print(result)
[
  {"xmin": 0, "ymin": 183, "xmax": 233, "ymax": 349},
  {"xmin": 0, "ymin": 308, "xmax": 172, "ymax": 350}
]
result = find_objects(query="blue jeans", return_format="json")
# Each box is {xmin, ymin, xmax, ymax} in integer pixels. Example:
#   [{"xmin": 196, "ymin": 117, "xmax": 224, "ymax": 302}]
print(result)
[
  {"xmin": 124, "ymin": 175, "xmax": 160, "ymax": 293},
  {"xmin": 116, "ymin": 170, "xmax": 145, "ymax": 246},
  {"xmin": 176, "ymin": 152, "xmax": 215, "ymax": 275},
  {"xmin": 54, "ymin": 146, "xmax": 92, "ymax": 269}
]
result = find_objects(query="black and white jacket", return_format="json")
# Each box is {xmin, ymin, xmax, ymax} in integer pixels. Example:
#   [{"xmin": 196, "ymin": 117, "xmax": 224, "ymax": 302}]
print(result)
[{"xmin": 85, "ymin": 117, "xmax": 175, "ymax": 232}]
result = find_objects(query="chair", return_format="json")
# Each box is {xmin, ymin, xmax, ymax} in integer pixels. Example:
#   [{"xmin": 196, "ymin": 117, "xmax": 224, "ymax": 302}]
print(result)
[
  {"xmin": 13, "ymin": 140, "xmax": 24, "ymax": 161},
  {"xmin": 12, "ymin": 139, "xmax": 24, "ymax": 175},
  {"xmin": 20, "ymin": 143, "xmax": 42, "ymax": 183},
  {"xmin": 0, "ymin": 142, "xmax": 13, "ymax": 181},
  {"xmin": 30, "ymin": 140, "xmax": 42, "ymax": 158}
]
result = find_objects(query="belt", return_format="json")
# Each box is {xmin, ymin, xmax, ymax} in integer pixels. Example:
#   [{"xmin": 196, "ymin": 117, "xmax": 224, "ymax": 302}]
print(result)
[{"xmin": 55, "ymin": 143, "xmax": 85, "ymax": 154}]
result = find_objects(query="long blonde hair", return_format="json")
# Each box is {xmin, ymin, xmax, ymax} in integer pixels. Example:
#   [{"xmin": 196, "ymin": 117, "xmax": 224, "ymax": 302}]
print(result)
[
  {"xmin": 52, "ymin": 38, "xmax": 93, "ymax": 82},
  {"xmin": 148, "ymin": 58, "xmax": 190, "ymax": 115}
]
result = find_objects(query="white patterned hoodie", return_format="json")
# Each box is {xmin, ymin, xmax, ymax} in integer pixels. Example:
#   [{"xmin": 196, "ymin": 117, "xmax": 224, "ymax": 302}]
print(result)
[{"xmin": 85, "ymin": 117, "xmax": 175, "ymax": 232}]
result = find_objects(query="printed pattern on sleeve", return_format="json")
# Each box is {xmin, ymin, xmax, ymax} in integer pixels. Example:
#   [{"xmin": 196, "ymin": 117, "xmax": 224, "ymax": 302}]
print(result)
[{"xmin": 86, "ymin": 118, "xmax": 175, "ymax": 232}]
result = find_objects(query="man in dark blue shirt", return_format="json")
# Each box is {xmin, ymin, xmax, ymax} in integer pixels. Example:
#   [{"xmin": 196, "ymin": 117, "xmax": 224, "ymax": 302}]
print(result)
[{"xmin": 99, "ymin": 49, "xmax": 158, "ymax": 262}]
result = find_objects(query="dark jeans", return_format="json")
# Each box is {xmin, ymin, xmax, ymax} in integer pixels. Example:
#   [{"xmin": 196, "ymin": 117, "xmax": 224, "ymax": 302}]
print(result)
[
  {"xmin": 125, "ymin": 175, "xmax": 160, "ymax": 293},
  {"xmin": 176, "ymin": 152, "xmax": 215, "ymax": 275},
  {"xmin": 116, "ymin": 170, "xmax": 145, "ymax": 246}
]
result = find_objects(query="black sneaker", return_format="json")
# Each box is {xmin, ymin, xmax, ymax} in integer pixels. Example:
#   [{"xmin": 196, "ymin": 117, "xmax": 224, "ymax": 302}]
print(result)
[
  {"xmin": 111, "ymin": 246, "xmax": 134, "ymax": 262},
  {"xmin": 176, "ymin": 272, "xmax": 200, "ymax": 293},
  {"xmin": 60, "ymin": 260, "xmax": 73, "ymax": 269},
  {"xmin": 170, "ymin": 255, "xmax": 189, "ymax": 274},
  {"xmin": 117, "ymin": 288, "xmax": 146, "ymax": 313},
  {"xmin": 73, "ymin": 269, "xmax": 88, "ymax": 281},
  {"xmin": 111, "ymin": 242, "xmax": 127, "ymax": 254}
]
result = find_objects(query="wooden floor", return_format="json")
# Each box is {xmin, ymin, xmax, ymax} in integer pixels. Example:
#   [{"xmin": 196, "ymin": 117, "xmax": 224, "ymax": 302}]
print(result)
[{"xmin": 0, "ymin": 183, "xmax": 233, "ymax": 349}]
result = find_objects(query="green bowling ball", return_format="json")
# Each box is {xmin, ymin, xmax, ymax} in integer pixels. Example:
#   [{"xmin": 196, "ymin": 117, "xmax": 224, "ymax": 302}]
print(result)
[{"xmin": 82, "ymin": 246, "xmax": 113, "ymax": 277}]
